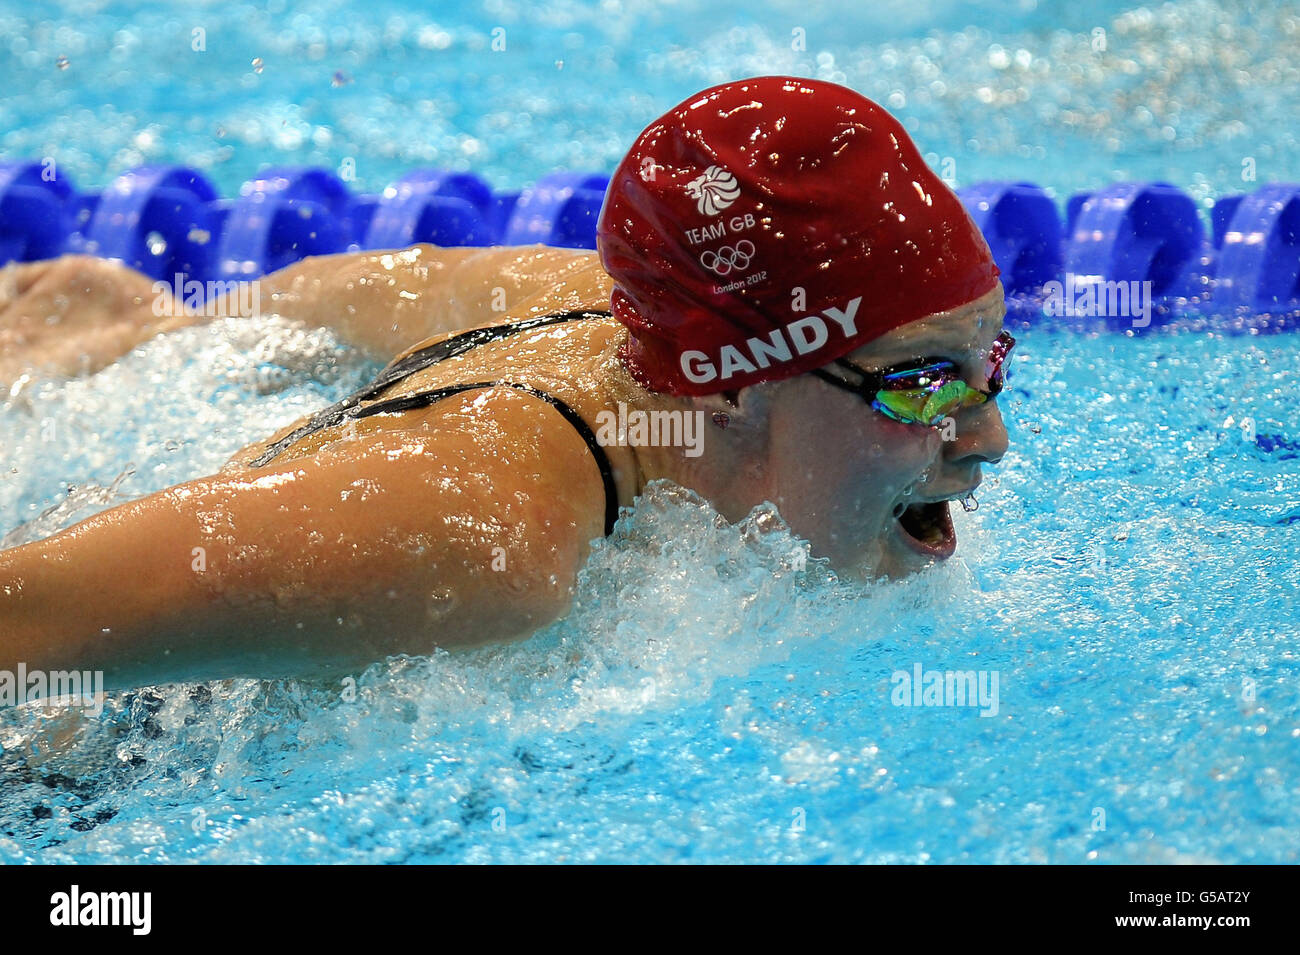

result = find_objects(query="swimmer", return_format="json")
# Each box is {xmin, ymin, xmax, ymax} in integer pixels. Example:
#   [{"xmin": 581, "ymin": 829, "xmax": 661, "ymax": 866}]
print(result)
[{"xmin": 0, "ymin": 76, "xmax": 1011, "ymax": 690}]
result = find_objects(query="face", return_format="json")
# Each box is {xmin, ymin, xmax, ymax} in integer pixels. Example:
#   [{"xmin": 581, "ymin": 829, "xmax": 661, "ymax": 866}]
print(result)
[{"xmin": 762, "ymin": 284, "xmax": 1010, "ymax": 579}]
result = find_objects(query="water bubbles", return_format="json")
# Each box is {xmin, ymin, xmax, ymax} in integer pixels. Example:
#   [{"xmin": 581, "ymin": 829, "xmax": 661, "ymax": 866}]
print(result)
[
  {"xmin": 145, "ymin": 231, "xmax": 167, "ymax": 256},
  {"xmin": 416, "ymin": 27, "xmax": 452, "ymax": 50},
  {"xmin": 251, "ymin": 57, "xmax": 264, "ymax": 74},
  {"xmin": 0, "ymin": 316, "xmax": 368, "ymax": 545},
  {"xmin": 55, "ymin": 55, "xmax": 70, "ymax": 70},
  {"xmin": 331, "ymin": 70, "xmax": 350, "ymax": 87}
]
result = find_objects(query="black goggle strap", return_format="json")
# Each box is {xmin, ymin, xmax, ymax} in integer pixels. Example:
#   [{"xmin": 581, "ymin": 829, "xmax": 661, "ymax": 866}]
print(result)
[
  {"xmin": 834, "ymin": 356, "xmax": 955, "ymax": 391},
  {"xmin": 808, "ymin": 366, "xmax": 875, "ymax": 400}
]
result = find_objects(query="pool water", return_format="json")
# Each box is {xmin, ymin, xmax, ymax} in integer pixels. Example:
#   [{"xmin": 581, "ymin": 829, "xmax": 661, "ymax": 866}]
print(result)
[
  {"xmin": 3, "ymin": 0, "xmax": 1300, "ymax": 863},
  {"xmin": 3, "ymin": 0, "xmax": 1297, "ymax": 200},
  {"xmin": 3, "ymin": 317, "xmax": 1298, "ymax": 864}
]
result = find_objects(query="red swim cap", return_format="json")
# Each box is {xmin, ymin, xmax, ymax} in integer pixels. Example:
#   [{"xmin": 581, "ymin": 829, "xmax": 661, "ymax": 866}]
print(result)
[{"xmin": 597, "ymin": 76, "xmax": 1000, "ymax": 396}]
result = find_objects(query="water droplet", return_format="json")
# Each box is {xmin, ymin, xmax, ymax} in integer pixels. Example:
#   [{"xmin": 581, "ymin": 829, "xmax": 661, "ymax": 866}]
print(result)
[
  {"xmin": 251, "ymin": 57, "xmax": 264, "ymax": 74},
  {"xmin": 164, "ymin": 439, "xmax": 182, "ymax": 453},
  {"xmin": 55, "ymin": 55, "xmax": 70, "ymax": 70},
  {"xmin": 146, "ymin": 231, "xmax": 167, "ymax": 256},
  {"xmin": 426, "ymin": 589, "xmax": 457, "ymax": 622}
]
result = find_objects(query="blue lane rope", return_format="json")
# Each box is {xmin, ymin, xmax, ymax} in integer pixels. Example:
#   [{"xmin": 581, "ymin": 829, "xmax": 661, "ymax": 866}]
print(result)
[{"xmin": 0, "ymin": 160, "xmax": 1296, "ymax": 328}]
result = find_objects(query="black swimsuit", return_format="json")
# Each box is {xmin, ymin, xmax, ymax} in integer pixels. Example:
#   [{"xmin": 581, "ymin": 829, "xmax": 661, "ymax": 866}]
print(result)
[{"xmin": 249, "ymin": 309, "xmax": 621, "ymax": 536}]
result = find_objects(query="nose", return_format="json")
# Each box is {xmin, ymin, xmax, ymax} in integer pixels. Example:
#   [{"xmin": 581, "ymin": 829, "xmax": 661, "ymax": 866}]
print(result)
[{"xmin": 946, "ymin": 399, "xmax": 1009, "ymax": 468}]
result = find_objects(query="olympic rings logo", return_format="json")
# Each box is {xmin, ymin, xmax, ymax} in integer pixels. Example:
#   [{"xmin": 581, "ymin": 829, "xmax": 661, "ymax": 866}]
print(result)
[{"xmin": 699, "ymin": 240, "xmax": 756, "ymax": 276}]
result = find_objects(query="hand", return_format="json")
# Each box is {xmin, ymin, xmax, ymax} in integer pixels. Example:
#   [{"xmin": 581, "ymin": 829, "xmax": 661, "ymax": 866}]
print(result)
[{"xmin": 0, "ymin": 255, "xmax": 182, "ymax": 389}]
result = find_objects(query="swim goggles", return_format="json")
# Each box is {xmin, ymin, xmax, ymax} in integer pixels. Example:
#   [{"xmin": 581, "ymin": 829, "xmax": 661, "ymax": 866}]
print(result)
[{"xmin": 811, "ymin": 330, "xmax": 1016, "ymax": 427}]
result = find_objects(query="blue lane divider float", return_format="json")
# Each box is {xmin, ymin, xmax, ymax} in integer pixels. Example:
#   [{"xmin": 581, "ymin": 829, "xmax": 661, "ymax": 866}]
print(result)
[
  {"xmin": 0, "ymin": 160, "xmax": 76, "ymax": 263},
  {"xmin": 956, "ymin": 181, "xmax": 1061, "ymax": 296},
  {"xmin": 0, "ymin": 160, "xmax": 1298, "ymax": 331},
  {"xmin": 500, "ymin": 171, "xmax": 609, "ymax": 249},
  {"xmin": 1214, "ymin": 184, "xmax": 1300, "ymax": 320},
  {"xmin": 215, "ymin": 166, "xmax": 356, "ymax": 281},
  {"xmin": 1061, "ymin": 182, "xmax": 1207, "ymax": 328},
  {"xmin": 364, "ymin": 169, "xmax": 496, "ymax": 250},
  {"xmin": 68, "ymin": 165, "xmax": 221, "ymax": 285}
]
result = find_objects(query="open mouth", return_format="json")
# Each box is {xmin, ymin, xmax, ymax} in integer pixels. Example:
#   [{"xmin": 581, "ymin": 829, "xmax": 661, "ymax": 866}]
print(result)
[{"xmin": 892, "ymin": 499, "xmax": 958, "ymax": 559}]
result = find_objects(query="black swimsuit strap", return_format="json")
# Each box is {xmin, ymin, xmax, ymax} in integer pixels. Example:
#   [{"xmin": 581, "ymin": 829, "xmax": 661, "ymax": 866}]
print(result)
[
  {"xmin": 248, "ymin": 308, "xmax": 620, "ymax": 534},
  {"xmin": 249, "ymin": 309, "xmax": 611, "ymax": 468},
  {"xmin": 367, "ymin": 309, "xmax": 609, "ymax": 393}
]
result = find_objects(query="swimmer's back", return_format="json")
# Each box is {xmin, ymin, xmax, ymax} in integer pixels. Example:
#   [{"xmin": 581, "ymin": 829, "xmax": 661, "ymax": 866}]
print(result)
[
  {"xmin": 250, "ymin": 242, "xmax": 616, "ymax": 360},
  {"xmin": 233, "ymin": 307, "xmax": 628, "ymax": 513},
  {"xmin": 222, "ymin": 245, "xmax": 639, "ymax": 534}
]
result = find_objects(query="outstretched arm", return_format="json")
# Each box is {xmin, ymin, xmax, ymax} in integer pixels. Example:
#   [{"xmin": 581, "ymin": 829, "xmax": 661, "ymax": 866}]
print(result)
[
  {"xmin": 0, "ymin": 387, "xmax": 606, "ymax": 689},
  {"xmin": 239, "ymin": 243, "xmax": 613, "ymax": 359},
  {"xmin": 0, "ymin": 244, "xmax": 612, "ymax": 388},
  {"xmin": 0, "ymin": 255, "xmax": 182, "ymax": 387}
]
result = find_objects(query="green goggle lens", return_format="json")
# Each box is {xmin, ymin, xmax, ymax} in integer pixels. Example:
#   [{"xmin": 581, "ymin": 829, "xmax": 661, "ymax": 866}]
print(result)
[{"xmin": 872, "ymin": 380, "xmax": 986, "ymax": 426}]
